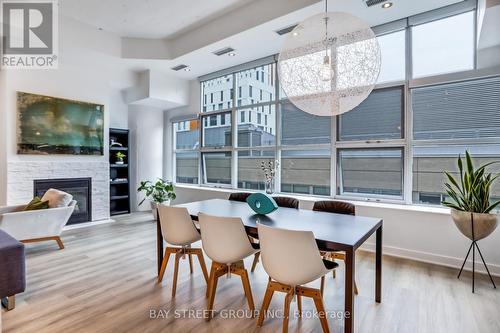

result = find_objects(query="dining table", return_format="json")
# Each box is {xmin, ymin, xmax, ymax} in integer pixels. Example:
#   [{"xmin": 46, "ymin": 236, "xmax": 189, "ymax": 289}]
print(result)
[{"xmin": 156, "ymin": 198, "xmax": 383, "ymax": 333}]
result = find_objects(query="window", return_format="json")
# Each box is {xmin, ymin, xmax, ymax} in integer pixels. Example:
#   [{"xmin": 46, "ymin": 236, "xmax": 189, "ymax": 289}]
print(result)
[
  {"xmin": 412, "ymin": 76, "xmax": 500, "ymax": 204},
  {"xmin": 238, "ymin": 150, "xmax": 275, "ymax": 190},
  {"xmin": 177, "ymin": 8, "xmax": 491, "ymax": 207},
  {"xmin": 237, "ymin": 106, "xmax": 276, "ymax": 147},
  {"xmin": 338, "ymin": 148, "xmax": 403, "ymax": 198},
  {"xmin": 281, "ymin": 100, "xmax": 331, "ymax": 146},
  {"xmin": 339, "ymin": 86, "xmax": 403, "ymax": 141},
  {"xmin": 174, "ymin": 119, "xmax": 199, "ymax": 150},
  {"xmin": 281, "ymin": 149, "xmax": 331, "ymax": 195},
  {"xmin": 176, "ymin": 152, "xmax": 199, "ymax": 184},
  {"xmin": 173, "ymin": 120, "xmax": 200, "ymax": 184},
  {"xmin": 202, "ymin": 112, "xmax": 232, "ymax": 148},
  {"xmin": 202, "ymin": 152, "xmax": 232, "ymax": 185},
  {"xmin": 377, "ymin": 30, "xmax": 406, "ymax": 83},
  {"xmin": 201, "ymin": 75, "xmax": 233, "ymax": 111},
  {"xmin": 412, "ymin": 12, "xmax": 474, "ymax": 78}
]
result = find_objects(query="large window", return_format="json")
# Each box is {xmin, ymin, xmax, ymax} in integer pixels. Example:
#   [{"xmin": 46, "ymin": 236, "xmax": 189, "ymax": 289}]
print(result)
[
  {"xmin": 412, "ymin": 12, "xmax": 475, "ymax": 78},
  {"xmin": 412, "ymin": 76, "xmax": 500, "ymax": 204},
  {"xmin": 173, "ymin": 5, "xmax": 500, "ymax": 207}
]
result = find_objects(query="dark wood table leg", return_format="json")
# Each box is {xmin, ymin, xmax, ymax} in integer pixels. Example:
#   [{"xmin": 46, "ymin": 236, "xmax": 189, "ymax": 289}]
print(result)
[
  {"xmin": 345, "ymin": 248, "xmax": 355, "ymax": 333},
  {"xmin": 157, "ymin": 211, "xmax": 163, "ymax": 275},
  {"xmin": 376, "ymin": 225, "xmax": 382, "ymax": 303}
]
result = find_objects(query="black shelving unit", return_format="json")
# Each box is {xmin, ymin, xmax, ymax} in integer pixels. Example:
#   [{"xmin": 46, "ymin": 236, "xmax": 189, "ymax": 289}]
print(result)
[{"xmin": 109, "ymin": 128, "xmax": 131, "ymax": 216}]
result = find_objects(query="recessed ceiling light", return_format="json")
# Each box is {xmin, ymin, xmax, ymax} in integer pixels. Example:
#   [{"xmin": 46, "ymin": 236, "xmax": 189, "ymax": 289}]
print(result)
[
  {"xmin": 184, "ymin": 67, "xmax": 191, "ymax": 72},
  {"xmin": 292, "ymin": 31, "xmax": 300, "ymax": 37},
  {"xmin": 382, "ymin": 2, "xmax": 393, "ymax": 8},
  {"xmin": 228, "ymin": 52, "xmax": 236, "ymax": 57}
]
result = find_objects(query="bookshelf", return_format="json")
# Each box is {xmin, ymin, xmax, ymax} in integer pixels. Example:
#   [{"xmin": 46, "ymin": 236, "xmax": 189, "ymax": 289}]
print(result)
[{"xmin": 109, "ymin": 128, "xmax": 130, "ymax": 216}]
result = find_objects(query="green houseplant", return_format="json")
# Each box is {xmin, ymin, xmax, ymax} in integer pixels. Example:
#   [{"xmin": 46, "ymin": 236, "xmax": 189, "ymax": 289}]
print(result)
[
  {"xmin": 137, "ymin": 179, "xmax": 176, "ymax": 220},
  {"xmin": 115, "ymin": 152, "xmax": 126, "ymax": 165},
  {"xmin": 442, "ymin": 151, "xmax": 499, "ymax": 292}
]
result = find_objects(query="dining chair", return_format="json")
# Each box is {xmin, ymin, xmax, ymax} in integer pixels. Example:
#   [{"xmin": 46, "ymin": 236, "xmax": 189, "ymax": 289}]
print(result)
[
  {"xmin": 313, "ymin": 200, "xmax": 359, "ymax": 295},
  {"xmin": 250, "ymin": 196, "xmax": 300, "ymax": 273},
  {"xmin": 228, "ymin": 192, "xmax": 251, "ymax": 202},
  {"xmin": 198, "ymin": 213, "xmax": 259, "ymax": 320},
  {"xmin": 157, "ymin": 205, "xmax": 209, "ymax": 297},
  {"xmin": 257, "ymin": 223, "xmax": 337, "ymax": 333}
]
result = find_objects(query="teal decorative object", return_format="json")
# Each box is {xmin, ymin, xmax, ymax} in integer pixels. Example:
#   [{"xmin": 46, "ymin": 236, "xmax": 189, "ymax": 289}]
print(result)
[{"xmin": 246, "ymin": 193, "xmax": 278, "ymax": 215}]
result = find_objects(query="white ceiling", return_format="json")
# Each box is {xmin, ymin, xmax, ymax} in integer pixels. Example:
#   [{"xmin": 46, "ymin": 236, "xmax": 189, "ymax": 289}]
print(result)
[
  {"xmin": 61, "ymin": 0, "xmax": 253, "ymax": 39},
  {"xmin": 61, "ymin": 0, "xmax": 465, "ymax": 79}
]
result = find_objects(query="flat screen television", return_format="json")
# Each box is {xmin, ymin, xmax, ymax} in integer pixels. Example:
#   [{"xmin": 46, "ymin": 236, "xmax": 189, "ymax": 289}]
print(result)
[{"xmin": 17, "ymin": 92, "xmax": 104, "ymax": 155}]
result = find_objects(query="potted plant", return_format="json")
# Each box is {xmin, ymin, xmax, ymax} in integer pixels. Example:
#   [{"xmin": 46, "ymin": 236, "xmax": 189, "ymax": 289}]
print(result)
[
  {"xmin": 442, "ymin": 151, "xmax": 499, "ymax": 291},
  {"xmin": 137, "ymin": 179, "xmax": 176, "ymax": 220},
  {"xmin": 115, "ymin": 152, "xmax": 126, "ymax": 165}
]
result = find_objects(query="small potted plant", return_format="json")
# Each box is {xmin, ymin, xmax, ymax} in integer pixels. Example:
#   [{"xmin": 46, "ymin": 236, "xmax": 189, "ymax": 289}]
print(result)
[
  {"xmin": 115, "ymin": 152, "xmax": 126, "ymax": 165},
  {"xmin": 137, "ymin": 179, "xmax": 176, "ymax": 220},
  {"xmin": 442, "ymin": 151, "xmax": 500, "ymax": 241}
]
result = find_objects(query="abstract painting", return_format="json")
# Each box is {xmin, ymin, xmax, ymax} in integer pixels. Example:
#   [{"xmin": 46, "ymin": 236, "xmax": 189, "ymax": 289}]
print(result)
[{"xmin": 17, "ymin": 92, "xmax": 104, "ymax": 155}]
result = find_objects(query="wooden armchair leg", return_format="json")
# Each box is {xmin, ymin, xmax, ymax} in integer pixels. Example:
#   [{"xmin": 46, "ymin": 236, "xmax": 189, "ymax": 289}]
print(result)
[
  {"xmin": 282, "ymin": 290, "xmax": 293, "ymax": 333},
  {"xmin": 54, "ymin": 236, "xmax": 65, "ymax": 250},
  {"xmin": 312, "ymin": 293, "xmax": 330, "ymax": 333},
  {"xmin": 171, "ymin": 251, "xmax": 181, "ymax": 298},
  {"xmin": 188, "ymin": 254, "xmax": 194, "ymax": 274},
  {"xmin": 257, "ymin": 280, "xmax": 274, "ymax": 327},
  {"xmin": 1, "ymin": 295, "xmax": 15, "ymax": 311}
]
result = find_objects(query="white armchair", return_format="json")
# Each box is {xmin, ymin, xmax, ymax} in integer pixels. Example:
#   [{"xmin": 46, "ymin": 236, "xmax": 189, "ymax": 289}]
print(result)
[{"xmin": 0, "ymin": 200, "xmax": 76, "ymax": 250}]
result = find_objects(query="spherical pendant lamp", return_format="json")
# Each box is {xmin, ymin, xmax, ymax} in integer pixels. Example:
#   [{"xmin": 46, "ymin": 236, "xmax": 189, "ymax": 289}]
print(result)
[{"xmin": 278, "ymin": 9, "xmax": 381, "ymax": 116}]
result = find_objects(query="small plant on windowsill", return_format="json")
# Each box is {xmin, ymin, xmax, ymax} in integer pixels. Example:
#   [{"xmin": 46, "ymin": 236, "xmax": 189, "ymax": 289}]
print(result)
[
  {"xmin": 137, "ymin": 179, "xmax": 176, "ymax": 221},
  {"xmin": 115, "ymin": 152, "xmax": 126, "ymax": 165}
]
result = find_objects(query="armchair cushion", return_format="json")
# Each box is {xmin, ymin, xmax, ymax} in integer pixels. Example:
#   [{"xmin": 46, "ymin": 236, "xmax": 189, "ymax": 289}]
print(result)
[
  {"xmin": 41, "ymin": 188, "xmax": 73, "ymax": 208},
  {"xmin": 24, "ymin": 197, "xmax": 50, "ymax": 211}
]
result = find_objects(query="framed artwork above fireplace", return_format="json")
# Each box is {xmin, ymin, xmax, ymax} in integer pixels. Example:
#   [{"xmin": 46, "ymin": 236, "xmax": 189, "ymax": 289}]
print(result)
[{"xmin": 17, "ymin": 92, "xmax": 104, "ymax": 155}]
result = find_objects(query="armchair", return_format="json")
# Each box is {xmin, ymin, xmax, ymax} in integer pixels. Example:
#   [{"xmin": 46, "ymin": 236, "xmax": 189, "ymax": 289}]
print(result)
[{"xmin": 0, "ymin": 200, "xmax": 76, "ymax": 249}]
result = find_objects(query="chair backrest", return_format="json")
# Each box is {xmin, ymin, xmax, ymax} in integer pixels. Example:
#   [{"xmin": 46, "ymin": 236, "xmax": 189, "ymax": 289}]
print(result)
[
  {"xmin": 272, "ymin": 196, "xmax": 299, "ymax": 209},
  {"xmin": 228, "ymin": 192, "xmax": 251, "ymax": 202},
  {"xmin": 258, "ymin": 223, "xmax": 328, "ymax": 286},
  {"xmin": 157, "ymin": 205, "xmax": 201, "ymax": 246},
  {"xmin": 198, "ymin": 213, "xmax": 255, "ymax": 264},
  {"xmin": 313, "ymin": 200, "xmax": 355, "ymax": 216}
]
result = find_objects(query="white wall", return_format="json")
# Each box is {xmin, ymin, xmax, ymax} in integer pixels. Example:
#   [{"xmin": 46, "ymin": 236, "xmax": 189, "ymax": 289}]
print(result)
[
  {"xmin": 129, "ymin": 105, "xmax": 165, "ymax": 211},
  {"xmin": 172, "ymin": 185, "xmax": 500, "ymax": 277},
  {"xmin": 0, "ymin": 16, "xmax": 134, "ymax": 215}
]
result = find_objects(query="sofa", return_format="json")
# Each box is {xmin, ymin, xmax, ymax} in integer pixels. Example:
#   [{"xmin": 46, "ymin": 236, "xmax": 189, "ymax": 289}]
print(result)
[{"xmin": 0, "ymin": 229, "xmax": 26, "ymax": 312}]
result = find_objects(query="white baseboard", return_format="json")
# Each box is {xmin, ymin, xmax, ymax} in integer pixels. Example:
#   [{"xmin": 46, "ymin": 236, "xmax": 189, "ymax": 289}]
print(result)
[
  {"xmin": 360, "ymin": 242, "xmax": 500, "ymax": 277},
  {"xmin": 63, "ymin": 218, "xmax": 115, "ymax": 230}
]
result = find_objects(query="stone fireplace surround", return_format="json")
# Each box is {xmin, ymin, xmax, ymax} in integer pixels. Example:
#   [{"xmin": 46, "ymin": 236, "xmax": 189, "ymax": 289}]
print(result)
[{"xmin": 7, "ymin": 161, "xmax": 110, "ymax": 222}]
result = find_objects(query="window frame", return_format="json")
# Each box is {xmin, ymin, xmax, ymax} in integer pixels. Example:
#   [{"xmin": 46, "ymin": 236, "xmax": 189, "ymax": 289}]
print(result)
[{"xmin": 171, "ymin": 2, "xmax": 499, "ymax": 207}]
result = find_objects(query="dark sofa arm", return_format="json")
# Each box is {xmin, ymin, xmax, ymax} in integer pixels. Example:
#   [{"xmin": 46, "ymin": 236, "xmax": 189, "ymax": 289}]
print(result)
[{"xmin": 0, "ymin": 230, "xmax": 26, "ymax": 299}]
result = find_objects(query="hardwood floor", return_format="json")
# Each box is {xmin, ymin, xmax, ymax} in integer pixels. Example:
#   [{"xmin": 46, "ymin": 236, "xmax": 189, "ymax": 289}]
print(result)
[{"xmin": 3, "ymin": 212, "xmax": 500, "ymax": 333}]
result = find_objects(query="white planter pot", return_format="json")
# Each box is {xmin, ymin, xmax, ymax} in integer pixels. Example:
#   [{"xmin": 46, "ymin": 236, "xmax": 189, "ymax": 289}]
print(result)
[
  {"xmin": 151, "ymin": 201, "xmax": 170, "ymax": 221},
  {"xmin": 451, "ymin": 208, "xmax": 499, "ymax": 241}
]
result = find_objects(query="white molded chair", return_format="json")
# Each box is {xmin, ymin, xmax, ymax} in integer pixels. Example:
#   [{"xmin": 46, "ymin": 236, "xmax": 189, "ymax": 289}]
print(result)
[
  {"xmin": 198, "ymin": 213, "xmax": 258, "ymax": 320},
  {"xmin": 0, "ymin": 200, "xmax": 76, "ymax": 249},
  {"xmin": 157, "ymin": 205, "xmax": 209, "ymax": 297},
  {"xmin": 257, "ymin": 223, "xmax": 337, "ymax": 333}
]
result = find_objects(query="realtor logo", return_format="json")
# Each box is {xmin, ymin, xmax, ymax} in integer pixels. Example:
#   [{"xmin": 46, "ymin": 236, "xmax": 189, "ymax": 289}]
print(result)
[{"xmin": 1, "ymin": 0, "xmax": 58, "ymax": 69}]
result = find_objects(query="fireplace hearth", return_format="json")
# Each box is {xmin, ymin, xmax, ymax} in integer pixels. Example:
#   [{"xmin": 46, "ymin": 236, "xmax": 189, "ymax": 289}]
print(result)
[{"xmin": 34, "ymin": 178, "xmax": 92, "ymax": 225}]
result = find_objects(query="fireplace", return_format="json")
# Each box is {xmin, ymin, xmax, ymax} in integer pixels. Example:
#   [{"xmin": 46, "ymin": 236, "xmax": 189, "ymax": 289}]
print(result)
[{"xmin": 34, "ymin": 178, "xmax": 92, "ymax": 225}]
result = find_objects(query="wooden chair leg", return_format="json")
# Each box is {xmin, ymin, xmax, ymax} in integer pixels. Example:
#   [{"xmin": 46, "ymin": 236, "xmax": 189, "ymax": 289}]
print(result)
[
  {"xmin": 206, "ymin": 263, "xmax": 221, "ymax": 321},
  {"xmin": 188, "ymin": 253, "xmax": 194, "ymax": 274},
  {"xmin": 354, "ymin": 280, "xmax": 359, "ymax": 295},
  {"xmin": 55, "ymin": 236, "xmax": 64, "ymax": 250},
  {"xmin": 257, "ymin": 280, "xmax": 274, "ymax": 327},
  {"xmin": 1, "ymin": 295, "xmax": 15, "ymax": 311},
  {"xmin": 158, "ymin": 248, "xmax": 172, "ymax": 283},
  {"xmin": 195, "ymin": 250, "xmax": 209, "ymax": 283},
  {"xmin": 171, "ymin": 251, "xmax": 181, "ymax": 298},
  {"xmin": 206, "ymin": 262, "xmax": 215, "ymax": 298},
  {"xmin": 239, "ymin": 268, "xmax": 255, "ymax": 313},
  {"xmin": 312, "ymin": 293, "xmax": 330, "ymax": 333},
  {"xmin": 320, "ymin": 275, "xmax": 325, "ymax": 296},
  {"xmin": 251, "ymin": 252, "xmax": 260, "ymax": 273},
  {"xmin": 332, "ymin": 258, "xmax": 336, "ymax": 278},
  {"xmin": 282, "ymin": 290, "xmax": 293, "ymax": 333}
]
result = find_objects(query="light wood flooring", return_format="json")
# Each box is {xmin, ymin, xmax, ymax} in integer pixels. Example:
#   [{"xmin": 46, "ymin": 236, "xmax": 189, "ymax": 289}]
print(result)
[{"xmin": 3, "ymin": 212, "xmax": 500, "ymax": 333}]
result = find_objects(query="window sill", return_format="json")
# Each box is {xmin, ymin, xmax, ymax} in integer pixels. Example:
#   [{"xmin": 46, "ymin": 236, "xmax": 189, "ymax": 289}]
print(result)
[{"xmin": 173, "ymin": 184, "xmax": 451, "ymax": 215}]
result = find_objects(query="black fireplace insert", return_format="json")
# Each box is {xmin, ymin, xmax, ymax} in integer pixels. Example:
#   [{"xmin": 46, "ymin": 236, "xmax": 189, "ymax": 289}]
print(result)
[{"xmin": 33, "ymin": 178, "xmax": 92, "ymax": 225}]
